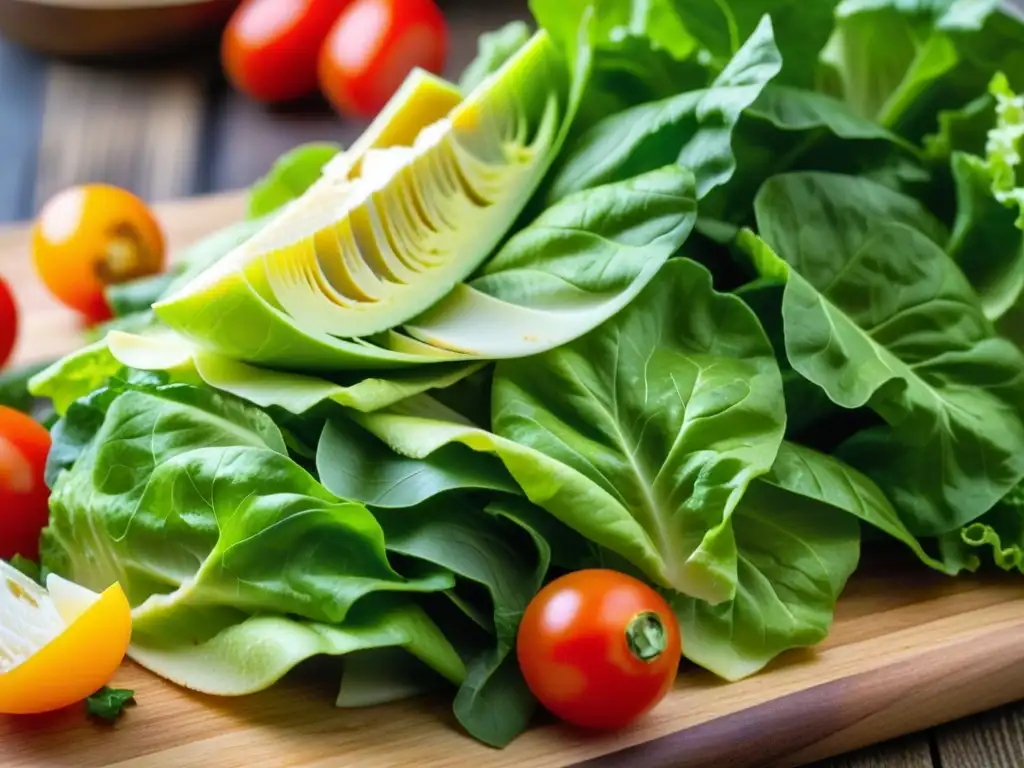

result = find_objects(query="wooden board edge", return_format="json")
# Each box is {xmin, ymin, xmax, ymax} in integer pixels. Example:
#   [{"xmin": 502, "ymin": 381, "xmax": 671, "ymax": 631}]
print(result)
[{"xmin": 572, "ymin": 616, "xmax": 1024, "ymax": 768}]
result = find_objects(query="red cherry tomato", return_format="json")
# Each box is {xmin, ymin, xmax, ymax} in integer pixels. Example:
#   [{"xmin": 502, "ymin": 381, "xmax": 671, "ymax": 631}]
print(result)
[
  {"xmin": 0, "ymin": 406, "xmax": 52, "ymax": 561},
  {"xmin": 0, "ymin": 275, "xmax": 16, "ymax": 369},
  {"xmin": 222, "ymin": 0, "xmax": 356, "ymax": 103},
  {"xmin": 517, "ymin": 569, "xmax": 681, "ymax": 731},
  {"xmin": 318, "ymin": 0, "xmax": 448, "ymax": 119}
]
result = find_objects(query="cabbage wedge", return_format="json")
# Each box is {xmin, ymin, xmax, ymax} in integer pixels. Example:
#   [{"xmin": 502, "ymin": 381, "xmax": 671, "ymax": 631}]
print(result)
[{"xmin": 156, "ymin": 31, "xmax": 587, "ymax": 368}]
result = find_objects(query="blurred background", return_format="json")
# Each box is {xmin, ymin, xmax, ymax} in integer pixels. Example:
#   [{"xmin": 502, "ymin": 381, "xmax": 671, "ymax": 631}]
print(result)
[{"xmin": 0, "ymin": 0, "xmax": 529, "ymax": 224}]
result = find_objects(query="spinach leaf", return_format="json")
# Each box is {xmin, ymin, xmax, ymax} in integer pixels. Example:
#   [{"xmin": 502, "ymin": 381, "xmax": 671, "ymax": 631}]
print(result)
[
  {"xmin": 105, "ymin": 273, "xmax": 175, "ymax": 318},
  {"xmin": 375, "ymin": 498, "xmax": 550, "ymax": 747},
  {"xmin": 665, "ymin": 0, "xmax": 839, "ymax": 87},
  {"xmin": 547, "ymin": 16, "xmax": 782, "ymax": 201},
  {"xmin": 744, "ymin": 172, "xmax": 1024, "ymax": 535},
  {"xmin": 700, "ymin": 84, "xmax": 919, "ymax": 229},
  {"xmin": 0, "ymin": 359, "xmax": 54, "ymax": 421},
  {"xmin": 317, "ymin": 413, "xmax": 591, "ymax": 745},
  {"xmin": 765, "ymin": 442, "xmax": 952, "ymax": 573}
]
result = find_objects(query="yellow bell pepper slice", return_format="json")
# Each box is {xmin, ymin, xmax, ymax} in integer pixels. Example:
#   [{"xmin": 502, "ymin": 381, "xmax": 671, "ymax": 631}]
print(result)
[{"xmin": 0, "ymin": 561, "xmax": 132, "ymax": 715}]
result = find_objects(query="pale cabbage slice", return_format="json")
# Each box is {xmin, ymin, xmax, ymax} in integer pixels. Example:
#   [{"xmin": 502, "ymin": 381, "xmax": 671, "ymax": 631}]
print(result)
[
  {"xmin": 106, "ymin": 330, "xmax": 484, "ymax": 414},
  {"xmin": 156, "ymin": 30, "xmax": 579, "ymax": 350}
]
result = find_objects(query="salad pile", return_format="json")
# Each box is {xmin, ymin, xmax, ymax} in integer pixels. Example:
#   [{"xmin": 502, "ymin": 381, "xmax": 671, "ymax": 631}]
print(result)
[{"xmin": 2, "ymin": 0, "xmax": 1024, "ymax": 748}]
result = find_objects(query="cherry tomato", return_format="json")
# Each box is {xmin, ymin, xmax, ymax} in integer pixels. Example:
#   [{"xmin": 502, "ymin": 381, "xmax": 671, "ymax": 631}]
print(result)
[
  {"xmin": 0, "ymin": 566, "xmax": 132, "ymax": 716},
  {"xmin": 319, "ymin": 0, "xmax": 448, "ymax": 119},
  {"xmin": 32, "ymin": 184, "xmax": 165, "ymax": 323},
  {"xmin": 517, "ymin": 569, "xmax": 681, "ymax": 730},
  {"xmin": 222, "ymin": 0, "xmax": 355, "ymax": 103},
  {"xmin": 0, "ymin": 275, "xmax": 16, "ymax": 369},
  {"xmin": 0, "ymin": 406, "xmax": 51, "ymax": 561}
]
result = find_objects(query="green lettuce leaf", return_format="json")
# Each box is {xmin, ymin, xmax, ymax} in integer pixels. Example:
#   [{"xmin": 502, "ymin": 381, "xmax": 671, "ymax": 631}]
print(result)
[
  {"xmin": 41, "ymin": 383, "xmax": 463, "ymax": 696},
  {"xmin": 128, "ymin": 598, "xmax": 463, "ymax": 698},
  {"xmin": 105, "ymin": 330, "xmax": 484, "ymax": 415},
  {"xmin": 548, "ymin": 16, "xmax": 783, "ymax": 201},
  {"xmin": 937, "ymin": 486, "xmax": 1024, "ymax": 574},
  {"xmin": 820, "ymin": 0, "xmax": 1022, "ymax": 139},
  {"xmin": 492, "ymin": 257, "xmax": 786, "ymax": 604},
  {"xmin": 29, "ymin": 340, "xmax": 126, "ymax": 416},
  {"xmin": 317, "ymin": 417, "xmax": 518, "ymax": 508},
  {"xmin": 664, "ymin": 0, "xmax": 839, "ymax": 87},
  {"xmin": 742, "ymin": 172, "xmax": 1024, "ymax": 535},
  {"xmin": 943, "ymin": 74, "xmax": 1024, "ymax": 319},
  {"xmin": 673, "ymin": 469, "xmax": 860, "ymax": 680},
  {"xmin": 349, "ymin": 258, "xmax": 786, "ymax": 604},
  {"xmin": 245, "ymin": 142, "xmax": 342, "ymax": 220}
]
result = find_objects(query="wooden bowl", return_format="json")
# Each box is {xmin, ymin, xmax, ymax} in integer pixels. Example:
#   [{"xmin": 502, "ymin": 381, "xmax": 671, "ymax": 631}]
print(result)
[{"xmin": 0, "ymin": 0, "xmax": 242, "ymax": 59}]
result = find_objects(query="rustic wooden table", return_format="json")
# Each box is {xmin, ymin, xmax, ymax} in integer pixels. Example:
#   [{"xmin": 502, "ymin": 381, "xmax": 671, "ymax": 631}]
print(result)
[{"xmin": 0, "ymin": 2, "xmax": 1022, "ymax": 766}]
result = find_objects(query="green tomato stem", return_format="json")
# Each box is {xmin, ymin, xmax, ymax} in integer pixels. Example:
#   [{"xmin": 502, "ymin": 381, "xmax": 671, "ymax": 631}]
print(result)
[{"xmin": 626, "ymin": 611, "xmax": 667, "ymax": 663}]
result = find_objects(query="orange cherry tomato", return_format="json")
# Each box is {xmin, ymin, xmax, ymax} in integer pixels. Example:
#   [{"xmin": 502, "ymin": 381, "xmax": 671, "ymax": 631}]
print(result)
[
  {"xmin": 517, "ymin": 569, "xmax": 681, "ymax": 731},
  {"xmin": 222, "ymin": 0, "xmax": 356, "ymax": 103},
  {"xmin": 318, "ymin": 0, "xmax": 448, "ymax": 119},
  {"xmin": 32, "ymin": 184, "xmax": 165, "ymax": 324},
  {"xmin": 0, "ymin": 275, "xmax": 16, "ymax": 368},
  {"xmin": 0, "ymin": 569, "xmax": 132, "ymax": 716},
  {"xmin": 0, "ymin": 406, "xmax": 51, "ymax": 562}
]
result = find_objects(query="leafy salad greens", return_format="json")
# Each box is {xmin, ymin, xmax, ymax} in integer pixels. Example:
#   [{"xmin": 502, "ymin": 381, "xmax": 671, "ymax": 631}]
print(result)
[{"xmin": 8, "ymin": 0, "xmax": 1024, "ymax": 750}]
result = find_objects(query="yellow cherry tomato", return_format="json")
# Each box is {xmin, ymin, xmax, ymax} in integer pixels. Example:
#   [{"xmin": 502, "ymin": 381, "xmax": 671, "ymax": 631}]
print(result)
[
  {"xmin": 0, "ymin": 562, "xmax": 132, "ymax": 715},
  {"xmin": 32, "ymin": 184, "xmax": 166, "ymax": 323}
]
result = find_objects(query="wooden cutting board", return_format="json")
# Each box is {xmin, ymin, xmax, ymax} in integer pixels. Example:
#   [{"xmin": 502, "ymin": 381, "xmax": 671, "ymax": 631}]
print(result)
[{"xmin": 2, "ymin": 195, "xmax": 1024, "ymax": 768}]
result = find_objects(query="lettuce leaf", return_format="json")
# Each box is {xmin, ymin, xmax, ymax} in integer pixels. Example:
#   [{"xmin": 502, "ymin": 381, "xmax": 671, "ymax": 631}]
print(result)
[
  {"xmin": 743, "ymin": 172, "xmax": 1024, "ymax": 536},
  {"xmin": 41, "ymin": 383, "xmax": 464, "ymax": 697}
]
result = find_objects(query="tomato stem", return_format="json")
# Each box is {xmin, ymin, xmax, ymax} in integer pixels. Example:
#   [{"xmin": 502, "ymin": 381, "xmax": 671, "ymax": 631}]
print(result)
[{"xmin": 626, "ymin": 611, "xmax": 667, "ymax": 662}]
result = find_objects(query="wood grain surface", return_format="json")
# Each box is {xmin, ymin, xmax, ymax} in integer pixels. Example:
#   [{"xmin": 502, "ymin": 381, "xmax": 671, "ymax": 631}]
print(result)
[{"xmin": 2, "ymin": 195, "xmax": 1024, "ymax": 768}]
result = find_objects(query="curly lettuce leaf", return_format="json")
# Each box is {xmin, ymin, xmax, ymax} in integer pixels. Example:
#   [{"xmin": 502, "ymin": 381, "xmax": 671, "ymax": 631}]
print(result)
[{"xmin": 938, "ymin": 487, "xmax": 1024, "ymax": 574}]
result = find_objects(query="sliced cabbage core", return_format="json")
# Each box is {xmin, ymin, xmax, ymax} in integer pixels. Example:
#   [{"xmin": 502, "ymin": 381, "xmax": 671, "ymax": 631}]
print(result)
[{"xmin": 157, "ymin": 31, "xmax": 578, "ymax": 352}]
